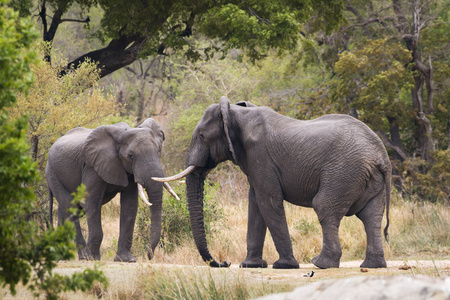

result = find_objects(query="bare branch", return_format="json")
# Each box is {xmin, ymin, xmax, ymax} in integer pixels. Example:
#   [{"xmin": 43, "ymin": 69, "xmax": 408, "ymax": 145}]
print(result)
[
  {"xmin": 60, "ymin": 17, "xmax": 90, "ymax": 24},
  {"xmin": 124, "ymin": 66, "xmax": 138, "ymax": 77},
  {"xmin": 377, "ymin": 130, "xmax": 410, "ymax": 160},
  {"xmin": 243, "ymin": 0, "xmax": 270, "ymax": 25}
]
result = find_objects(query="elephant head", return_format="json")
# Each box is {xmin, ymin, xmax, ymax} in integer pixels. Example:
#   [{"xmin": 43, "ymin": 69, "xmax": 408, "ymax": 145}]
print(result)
[
  {"xmin": 82, "ymin": 118, "xmax": 168, "ymax": 259},
  {"xmin": 153, "ymin": 97, "xmax": 254, "ymax": 267}
]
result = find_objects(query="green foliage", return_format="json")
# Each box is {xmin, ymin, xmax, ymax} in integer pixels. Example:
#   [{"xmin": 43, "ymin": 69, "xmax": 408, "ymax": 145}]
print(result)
[
  {"xmin": 198, "ymin": 0, "xmax": 345, "ymax": 61},
  {"xmin": 164, "ymin": 104, "xmax": 210, "ymax": 169},
  {"xmin": 297, "ymin": 0, "xmax": 450, "ymax": 202},
  {"xmin": 294, "ymin": 218, "xmax": 319, "ymax": 235},
  {"xmin": 135, "ymin": 181, "xmax": 225, "ymax": 254},
  {"xmin": 401, "ymin": 150, "xmax": 450, "ymax": 203},
  {"xmin": 162, "ymin": 56, "xmax": 262, "ymax": 170},
  {"xmin": 0, "ymin": 0, "xmax": 37, "ymax": 108},
  {"xmin": 0, "ymin": 115, "xmax": 39, "ymax": 295},
  {"xmin": 332, "ymin": 38, "xmax": 414, "ymax": 129},
  {"xmin": 30, "ymin": 0, "xmax": 345, "ymax": 74},
  {"xmin": 8, "ymin": 45, "xmax": 123, "ymax": 166},
  {"xmin": 0, "ymin": 1, "xmax": 107, "ymax": 297}
]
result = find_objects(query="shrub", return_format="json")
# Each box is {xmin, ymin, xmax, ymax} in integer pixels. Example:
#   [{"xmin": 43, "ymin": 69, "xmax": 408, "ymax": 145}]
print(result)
[{"xmin": 402, "ymin": 150, "xmax": 450, "ymax": 203}]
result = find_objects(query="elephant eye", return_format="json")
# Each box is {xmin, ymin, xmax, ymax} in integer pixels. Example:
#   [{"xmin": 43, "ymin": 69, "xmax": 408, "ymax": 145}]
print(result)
[
  {"xmin": 199, "ymin": 133, "xmax": 205, "ymax": 140},
  {"xmin": 128, "ymin": 153, "xmax": 134, "ymax": 160}
]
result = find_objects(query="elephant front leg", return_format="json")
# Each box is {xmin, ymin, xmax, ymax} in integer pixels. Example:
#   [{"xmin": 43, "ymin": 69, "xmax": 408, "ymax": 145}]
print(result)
[
  {"xmin": 114, "ymin": 188, "xmax": 138, "ymax": 262},
  {"xmin": 52, "ymin": 181, "xmax": 87, "ymax": 260},
  {"xmin": 73, "ymin": 218, "xmax": 88, "ymax": 260},
  {"xmin": 240, "ymin": 187, "xmax": 268, "ymax": 268},
  {"xmin": 85, "ymin": 201, "xmax": 103, "ymax": 261},
  {"xmin": 256, "ymin": 191, "xmax": 299, "ymax": 269}
]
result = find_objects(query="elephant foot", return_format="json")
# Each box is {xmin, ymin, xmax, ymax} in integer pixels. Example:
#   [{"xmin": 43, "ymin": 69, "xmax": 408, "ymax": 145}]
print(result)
[
  {"xmin": 273, "ymin": 257, "xmax": 300, "ymax": 269},
  {"xmin": 312, "ymin": 251, "xmax": 341, "ymax": 269},
  {"xmin": 79, "ymin": 248, "xmax": 100, "ymax": 261},
  {"xmin": 114, "ymin": 251, "xmax": 136, "ymax": 263},
  {"xmin": 239, "ymin": 257, "xmax": 268, "ymax": 268},
  {"xmin": 360, "ymin": 254, "xmax": 387, "ymax": 268},
  {"xmin": 147, "ymin": 249, "xmax": 154, "ymax": 261}
]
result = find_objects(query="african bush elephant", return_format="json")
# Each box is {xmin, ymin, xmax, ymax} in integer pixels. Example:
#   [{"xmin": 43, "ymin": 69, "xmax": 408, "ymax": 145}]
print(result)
[
  {"xmin": 154, "ymin": 97, "xmax": 391, "ymax": 269},
  {"xmin": 46, "ymin": 118, "xmax": 178, "ymax": 262}
]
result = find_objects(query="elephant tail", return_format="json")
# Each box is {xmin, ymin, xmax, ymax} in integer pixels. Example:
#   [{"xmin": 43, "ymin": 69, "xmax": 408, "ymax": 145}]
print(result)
[
  {"xmin": 381, "ymin": 162, "xmax": 391, "ymax": 243},
  {"xmin": 49, "ymin": 188, "xmax": 54, "ymax": 229}
]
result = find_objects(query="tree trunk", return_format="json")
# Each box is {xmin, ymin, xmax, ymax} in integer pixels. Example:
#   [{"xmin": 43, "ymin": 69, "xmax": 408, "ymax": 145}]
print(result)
[
  {"xmin": 377, "ymin": 129, "xmax": 409, "ymax": 161},
  {"xmin": 393, "ymin": 0, "xmax": 436, "ymax": 162},
  {"xmin": 387, "ymin": 116, "xmax": 408, "ymax": 161},
  {"xmin": 447, "ymin": 120, "xmax": 450, "ymax": 150},
  {"xmin": 31, "ymin": 134, "xmax": 39, "ymax": 162},
  {"xmin": 64, "ymin": 35, "xmax": 147, "ymax": 78}
]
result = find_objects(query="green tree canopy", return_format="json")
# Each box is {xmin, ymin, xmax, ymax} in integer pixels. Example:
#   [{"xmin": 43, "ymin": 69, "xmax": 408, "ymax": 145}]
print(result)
[{"xmin": 15, "ymin": 0, "xmax": 345, "ymax": 77}]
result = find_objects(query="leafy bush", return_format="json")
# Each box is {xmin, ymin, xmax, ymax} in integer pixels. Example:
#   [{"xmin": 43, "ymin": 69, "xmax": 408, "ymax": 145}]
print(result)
[
  {"xmin": 401, "ymin": 150, "xmax": 450, "ymax": 203},
  {"xmin": 134, "ymin": 180, "xmax": 225, "ymax": 255},
  {"xmin": 294, "ymin": 218, "xmax": 319, "ymax": 235}
]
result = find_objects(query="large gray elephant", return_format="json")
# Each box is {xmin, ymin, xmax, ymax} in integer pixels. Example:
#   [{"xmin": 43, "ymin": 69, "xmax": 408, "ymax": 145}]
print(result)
[
  {"xmin": 154, "ymin": 97, "xmax": 391, "ymax": 269},
  {"xmin": 46, "ymin": 118, "xmax": 177, "ymax": 262}
]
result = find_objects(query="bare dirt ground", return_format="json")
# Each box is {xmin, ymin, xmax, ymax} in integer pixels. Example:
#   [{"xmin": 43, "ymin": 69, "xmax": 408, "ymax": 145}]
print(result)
[
  {"xmin": 2, "ymin": 260, "xmax": 448, "ymax": 299},
  {"xmin": 54, "ymin": 259, "xmax": 449, "ymax": 289}
]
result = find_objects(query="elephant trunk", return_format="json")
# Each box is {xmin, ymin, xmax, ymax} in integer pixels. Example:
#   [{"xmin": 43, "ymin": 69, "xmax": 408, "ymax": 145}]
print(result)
[
  {"xmin": 186, "ymin": 170, "xmax": 230, "ymax": 268},
  {"xmin": 147, "ymin": 186, "xmax": 162, "ymax": 260},
  {"xmin": 139, "ymin": 166, "xmax": 164, "ymax": 261}
]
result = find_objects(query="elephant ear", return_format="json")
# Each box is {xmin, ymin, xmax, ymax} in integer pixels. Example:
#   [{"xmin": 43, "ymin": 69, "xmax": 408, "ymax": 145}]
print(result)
[
  {"xmin": 236, "ymin": 101, "xmax": 257, "ymax": 107},
  {"xmin": 219, "ymin": 97, "xmax": 238, "ymax": 163},
  {"xmin": 82, "ymin": 122, "xmax": 131, "ymax": 186},
  {"xmin": 138, "ymin": 118, "xmax": 165, "ymax": 150}
]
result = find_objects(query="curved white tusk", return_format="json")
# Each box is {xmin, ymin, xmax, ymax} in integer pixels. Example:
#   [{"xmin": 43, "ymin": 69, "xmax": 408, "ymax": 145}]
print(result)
[
  {"xmin": 152, "ymin": 165, "xmax": 196, "ymax": 182},
  {"xmin": 164, "ymin": 182, "xmax": 180, "ymax": 201},
  {"xmin": 138, "ymin": 184, "xmax": 152, "ymax": 206}
]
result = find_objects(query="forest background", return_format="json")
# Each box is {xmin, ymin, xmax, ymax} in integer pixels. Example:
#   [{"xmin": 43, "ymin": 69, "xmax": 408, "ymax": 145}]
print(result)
[{"xmin": 1, "ymin": 0, "xmax": 449, "ymax": 298}]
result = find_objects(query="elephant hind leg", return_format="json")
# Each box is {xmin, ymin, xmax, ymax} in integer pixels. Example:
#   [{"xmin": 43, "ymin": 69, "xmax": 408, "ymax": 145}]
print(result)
[
  {"xmin": 48, "ymin": 178, "xmax": 87, "ymax": 257},
  {"xmin": 312, "ymin": 192, "xmax": 347, "ymax": 269},
  {"xmin": 356, "ymin": 188, "xmax": 387, "ymax": 268}
]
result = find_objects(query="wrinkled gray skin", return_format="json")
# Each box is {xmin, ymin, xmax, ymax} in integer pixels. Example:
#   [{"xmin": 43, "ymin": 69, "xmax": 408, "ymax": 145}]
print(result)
[
  {"xmin": 185, "ymin": 97, "xmax": 391, "ymax": 269},
  {"xmin": 46, "ymin": 119, "xmax": 165, "ymax": 262}
]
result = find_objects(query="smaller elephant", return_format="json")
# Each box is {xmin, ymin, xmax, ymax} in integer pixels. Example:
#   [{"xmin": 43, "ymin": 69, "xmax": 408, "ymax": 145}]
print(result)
[{"xmin": 46, "ymin": 118, "xmax": 177, "ymax": 262}]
